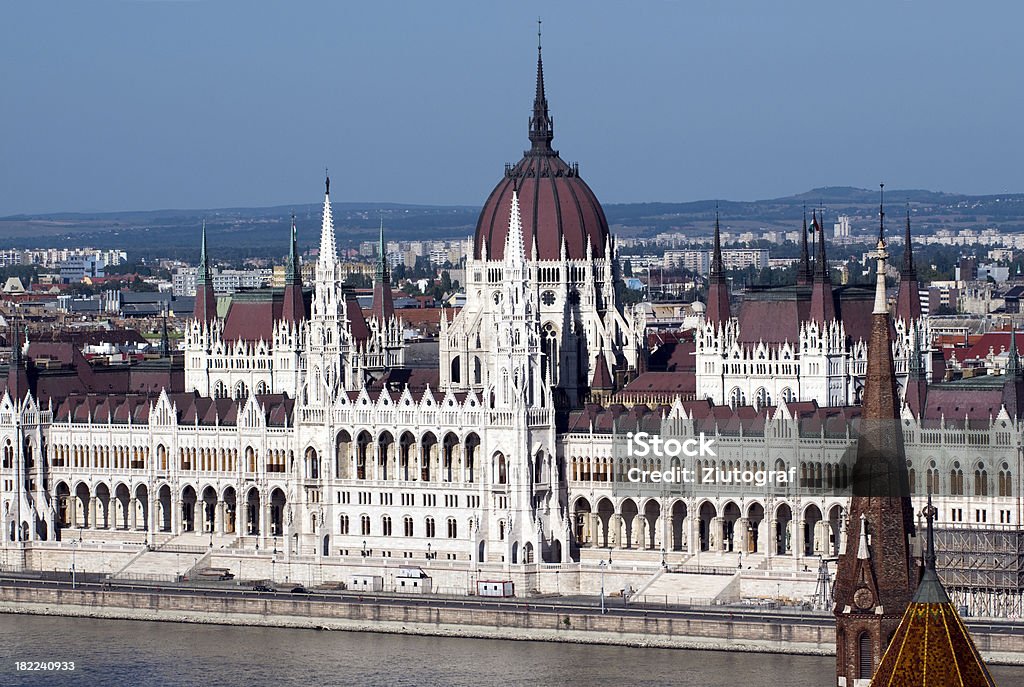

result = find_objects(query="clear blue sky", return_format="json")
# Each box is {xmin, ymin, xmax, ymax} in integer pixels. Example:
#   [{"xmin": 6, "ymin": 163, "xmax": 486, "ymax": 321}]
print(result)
[{"xmin": 3, "ymin": 1, "xmax": 1022, "ymax": 215}]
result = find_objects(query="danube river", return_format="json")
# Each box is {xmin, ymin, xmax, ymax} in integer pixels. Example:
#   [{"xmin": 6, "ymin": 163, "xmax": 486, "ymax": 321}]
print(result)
[{"xmin": 2, "ymin": 614, "xmax": 1023, "ymax": 686}]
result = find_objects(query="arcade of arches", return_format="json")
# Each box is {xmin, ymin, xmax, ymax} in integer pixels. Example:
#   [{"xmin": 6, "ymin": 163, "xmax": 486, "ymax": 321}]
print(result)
[{"xmin": 572, "ymin": 496, "xmax": 843, "ymax": 558}]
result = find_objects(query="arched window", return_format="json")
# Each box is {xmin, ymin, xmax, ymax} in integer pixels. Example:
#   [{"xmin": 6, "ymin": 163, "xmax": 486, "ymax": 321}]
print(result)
[
  {"xmin": 447, "ymin": 517, "xmax": 458, "ymax": 539},
  {"xmin": 339, "ymin": 515, "xmax": 349, "ymax": 535},
  {"xmin": 404, "ymin": 516, "xmax": 414, "ymax": 537},
  {"xmin": 728, "ymin": 387, "xmax": 745, "ymax": 408},
  {"xmin": 382, "ymin": 516, "xmax": 392, "ymax": 536},
  {"xmin": 425, "ymin": 517, "xmax": 436, "ymax": 538},
  {"xmin": 450, "ymin": 356, "xmax": 461, "ymax": 384},
  {"xmin": 754, "ymin": 388, "xmax": 769, "ymax": 410},
  {"xmin": 234, "ymin": 381, "xmax": 249, "ymax": 401},
  {"xmin": 950, "ymin": 462, "xmax": 964, "ymax": 496},
  {"xmin": 908, "ymin": 461, "xmax": 917, "ymax": 495},
  {"xmin": 360, "ymin": 515, "xmax": 370, "ymax": 536},
  {"xmin": 213, "ymin": 381, "xmax": 227, "ymax": 399},
  {"xmin": 999, "ymin": 463, "xmax": 1013, "ymax": 497},
  {"xmin": 975, "ymin": 463, "xmax": 989, "ymax": 497}
]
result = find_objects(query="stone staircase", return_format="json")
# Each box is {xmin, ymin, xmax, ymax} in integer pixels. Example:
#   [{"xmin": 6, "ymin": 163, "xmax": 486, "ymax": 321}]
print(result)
[{"xmin": 635, "ymin": 570, "xmax": 739, "ymax": 606}]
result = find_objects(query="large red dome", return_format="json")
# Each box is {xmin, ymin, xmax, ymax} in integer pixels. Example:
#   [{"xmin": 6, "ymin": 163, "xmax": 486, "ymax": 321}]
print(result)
[{"xmin": 474, "ymin": 45, "xmax": 609, "ymax": 261}]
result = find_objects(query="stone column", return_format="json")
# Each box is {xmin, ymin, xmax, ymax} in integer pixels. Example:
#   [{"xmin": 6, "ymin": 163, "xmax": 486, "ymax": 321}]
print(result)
[
  {"xmin": 770, "ymin": 518, "xmax": 779, "ymax": 554},
  {"xmin": 737, "ymin": 517, "xmax": 749, "ymax": 554},
  {"xmin": 89, "ymin": 495, "xmax": 97, "ymax": 530},
  {"xmin": 216, "ymin": 501, "xmax": 225, "ymax": 535},
  {"xmin": 609, "ymin": 514, "xmax": 621, "ymax": 548},
  {"xmin": 129, "ymin": 498, "xmax": 137, "ymax": 530}
]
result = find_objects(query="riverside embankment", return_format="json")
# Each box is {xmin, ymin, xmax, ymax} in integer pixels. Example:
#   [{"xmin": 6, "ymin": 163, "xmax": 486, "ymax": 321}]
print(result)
[{"xmin": 1, "ymin": 579, "xmax": 1022, "ymax": 664}]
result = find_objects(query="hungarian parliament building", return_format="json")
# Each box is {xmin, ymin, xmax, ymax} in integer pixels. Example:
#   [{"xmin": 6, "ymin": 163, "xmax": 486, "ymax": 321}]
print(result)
[{"xmin": 2, "ymin": 42, "xmax": 1021, "ymax": 615}]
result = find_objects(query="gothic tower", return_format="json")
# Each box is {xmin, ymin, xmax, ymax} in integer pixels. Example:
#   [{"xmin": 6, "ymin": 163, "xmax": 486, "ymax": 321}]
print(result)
[{"xmin": 833, "ymin": 192, "xmax": 917, "ymax": 687}]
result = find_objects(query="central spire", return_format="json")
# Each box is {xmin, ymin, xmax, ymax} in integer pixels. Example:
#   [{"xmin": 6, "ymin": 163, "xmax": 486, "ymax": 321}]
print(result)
[{"xmin": 528, "ymin": 18, "xmax": 555, "ymax": 155}]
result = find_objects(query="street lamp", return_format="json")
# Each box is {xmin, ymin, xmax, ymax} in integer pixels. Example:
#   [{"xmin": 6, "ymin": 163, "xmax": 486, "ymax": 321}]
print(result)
[
  {"xmin": 598, "ymin": 559, "xmax": 607, "ymax": 615},
  {"xmin": 426, "ymin": 542, "xmax": 431, "ymax": 560},
  {"xmin": 661, "ymin": 547, "xmax": 666, "ymax": 569},
  {"xmin": 362, "ymin": 540, "xmax": 367, "ymax": 557}
]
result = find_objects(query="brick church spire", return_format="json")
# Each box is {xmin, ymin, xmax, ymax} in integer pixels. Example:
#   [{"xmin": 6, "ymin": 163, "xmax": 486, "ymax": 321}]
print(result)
[{"xmin": 834, "ymin": 184, "xmax": 917, "ymax": 686}]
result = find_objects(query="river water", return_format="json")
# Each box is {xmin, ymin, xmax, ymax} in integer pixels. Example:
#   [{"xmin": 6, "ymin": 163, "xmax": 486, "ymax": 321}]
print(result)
[{"xmin": 2, "ymin": 614, "xmax": 1022, "ymax": 686}]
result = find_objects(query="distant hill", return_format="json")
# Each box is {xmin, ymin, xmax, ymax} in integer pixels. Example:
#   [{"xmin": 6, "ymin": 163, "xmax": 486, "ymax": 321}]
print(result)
[{"xmin": 2, "ymin": 187, "xmax": 1023, "ymax": 260}]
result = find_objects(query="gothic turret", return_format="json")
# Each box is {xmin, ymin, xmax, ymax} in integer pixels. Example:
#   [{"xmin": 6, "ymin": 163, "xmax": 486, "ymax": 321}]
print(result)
[
  {"xmin": 834, "ymin": 187, "xmax": 916, "ymax": 686},
  {"xmin": 895, "ymin": 205, "xmax": 922, "ymax": 322},
  {"xmin": 705, "ymin": 211, "xmax": 731, "ymax": 327},
  {"xmin": 808, "ymin": 211, "xmax": 836, "ymax": 325},
  {"xmin": 193, "ymin": 222, "xmax": 217, "ymax": 323}
]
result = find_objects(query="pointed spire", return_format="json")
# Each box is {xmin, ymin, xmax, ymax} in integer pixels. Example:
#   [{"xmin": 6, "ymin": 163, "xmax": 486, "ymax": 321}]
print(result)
[
  {"xmin": 160, "ymin": 315, "xmax": 169, "ymax": 356},
  {"xmin": 909, "ymin": 321, "xmax": 923, "ymax": 379},
  {"xmin": 285, "ymin": 214, "xmax": 301, "ymax": 286},
  {"xmin": 1008, "ymin": 325, "xmax": 1021, "ymax": 378},
  {"xmin": 193, "ymin": 222, "xmax": 217, "ymax": 323},
  {"xmin": 528, "ymin": 18, "xmax": 555, "ymax": 154},
  {"xmin": 873, "ymin": 186, "xmax": 889, "ymax": 315},
  {"xmin": 282, "ymin": 214, "xmax": 306, "ymax": 324},
  {"xmin": 902, "ymin": 204, "xmax": 916, "ymax": 277},
  {"xmin": 318, "ymin": 171, "xmax": 337, "ymax": 268},
  {"xmin": 371, "ymin": 215, "xmax": 395, "ymax": 321},
  {"xmin": 706, "ymin": 208, "xmax": 731, "ymax": 327},
  {"xmin": 375, "ymin": 216, "xmax": 389, "ymax": 283},
  {"xmin": 505, "ymin": 189, "xmax": 527, "ymax": 266},
  {"xmin": 710, "ymin": 209, "xmax": 725, "ymax": 280},
  {"xmin": 797, "ymin": 205, "xmax": 811, "ymax": 285},
  {"xmin": 812, "ymin": 210, "xmax": 830, "ymax": 281},
  {"xmin": 196, "ymin": 220, "xmax": 211, "ymax": 286},
  {"xmin": 911, "ymin": 492, "xmax": 951, "ymax": 604},
  {"xmin": 856, "ymin": 514, "xmax": 870, "ymax": 560}
]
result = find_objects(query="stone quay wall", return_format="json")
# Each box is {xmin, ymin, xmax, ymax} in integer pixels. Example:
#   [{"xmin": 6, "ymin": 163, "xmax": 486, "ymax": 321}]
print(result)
[{"xmin": 0, "ymin": 585, "xmax": 1021, "ymax": 664}]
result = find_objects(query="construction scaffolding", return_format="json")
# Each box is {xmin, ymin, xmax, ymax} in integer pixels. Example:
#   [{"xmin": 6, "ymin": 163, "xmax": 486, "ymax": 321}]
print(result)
[{"xmin": 936, "ymin": 527, "xmax": 1024, "ymax": 618}]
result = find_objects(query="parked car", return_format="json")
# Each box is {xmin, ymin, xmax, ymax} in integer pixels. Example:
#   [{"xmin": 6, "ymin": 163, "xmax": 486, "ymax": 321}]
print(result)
[
  {"xmin": 290, "ymin": 586, "xmax": 309, "ymax": 594},
  {"xmin": 252, "ymin": 584, "xmax": 273, "ymax": 592}
]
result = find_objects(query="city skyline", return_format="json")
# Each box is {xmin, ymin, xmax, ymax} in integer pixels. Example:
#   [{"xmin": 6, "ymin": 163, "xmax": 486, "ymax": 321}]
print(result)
[{"xmin": 4, "ymin": 1, "xmax": 1024, "ymax": 216}]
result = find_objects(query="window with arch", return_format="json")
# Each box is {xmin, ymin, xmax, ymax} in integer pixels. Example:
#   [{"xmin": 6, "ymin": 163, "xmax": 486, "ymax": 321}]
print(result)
[
  {"xmin": 728, "ymin": 387, "xmax": 746, "ymax": 408},
  {"xmin": 447, "ymin": 517, "xmax": 458, "ymax": 539},
  {"xmin": 339, "ymin": 514, "xmax": 350, "ymax": 535},
  {"xmin": 999, "ymin": 463, "xmax": 1013, "ymax": 497},
  {"xmin": 754, "ymin": 388, "xmax": 769, "ymax": 410},
  {"xmin": 404, "ymin": 516, "xmax": 414, "ymax": 537},
  {"xmin": 382, "ymin": 515, "xmax": 392, "ymax": 536},
  {"xmin": 780, "ymin": 387, "xmax": 794, "ymax": 404},
  {"xmin": 907, "ymin": 461, "xmax": 916, "ymax": 495},
  {"xmin": 950, "ymin": 462, "xmax": 964, "ymax": 496},
  {"xmin": 234, "ymin": 381, "xmax": 249, "ymax": 401},
  {"xmin": 213, "ymin": 381, "xmax": 227, "ymax": 399},
  {"xmin": 425, "ymin": 516, "xmax": 436, "ymax": 538},
  {"xmin": 927, "ymin": 460, "xmax": 940, "ymax": 495},
  {"xmin": 360, "ymin": 515, "xmax": 370, "ymax": 536},
  {"xmin": 975, "ymin": 463, "xmax": 989, "ymax": 496}
]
